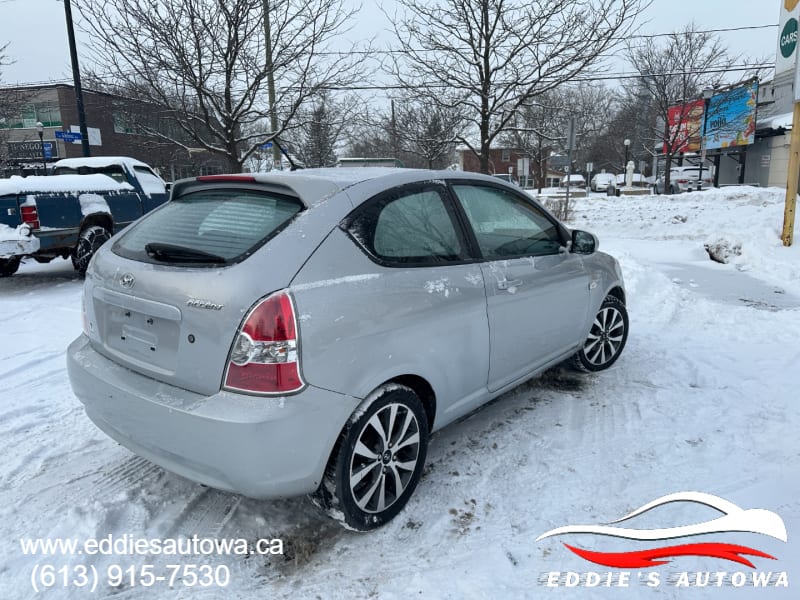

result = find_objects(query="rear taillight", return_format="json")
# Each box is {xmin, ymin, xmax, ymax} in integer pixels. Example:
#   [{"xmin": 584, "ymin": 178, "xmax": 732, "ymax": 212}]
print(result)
[
  {"xmin": 223, "ymin": 291, "xmax": 304, "ymax": 395},
  {"xmin": 677, "ymin": 179, "xmax": 689, "ymax": 184},
  {"xmin": 21, "ymin": 206, "xmax": 40, "ymax": 229}
]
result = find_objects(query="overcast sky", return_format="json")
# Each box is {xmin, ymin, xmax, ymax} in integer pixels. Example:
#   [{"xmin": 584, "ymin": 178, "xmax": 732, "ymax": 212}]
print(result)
[{"xmin": 0, "ymin": 0, "xmax": 781, "ymax": 87}]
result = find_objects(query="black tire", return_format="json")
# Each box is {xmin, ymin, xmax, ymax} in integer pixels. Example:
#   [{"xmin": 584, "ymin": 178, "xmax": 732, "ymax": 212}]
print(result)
[
  {"xmin": 312, "ymin": 384, "xmax": 429, "ymax": 531},
  {"xmin": 72, "ymin": 225, "xmax": 111, "ymax": 275},
  {"xmin": 574, "ymin": 295, "xmax": 629, "ymax": 372},
  {"xmin": 0, "ymin": 256, "xmax": 21, "ymax": 277}
]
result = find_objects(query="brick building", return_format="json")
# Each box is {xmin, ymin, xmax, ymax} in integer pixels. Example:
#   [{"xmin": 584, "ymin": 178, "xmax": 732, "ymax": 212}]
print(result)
[
  {"xmin": 0, "ymin": 84, "xmax": 226, "ymax": 180},
  {"xmin": 458, "ymin": 147, "xmax": 562, "ymax": 187}
]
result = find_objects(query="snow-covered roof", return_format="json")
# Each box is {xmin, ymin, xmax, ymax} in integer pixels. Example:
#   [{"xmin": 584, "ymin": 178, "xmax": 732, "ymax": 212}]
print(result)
[
  {"xmin": 53, "ymin": 156, "xmax": 151, "ymax": 170},
  {"xmin": 0, "ymin": 174, "xmax": 133, "ymax": 195},
  {"xmin": 757, "ymin": 112, "xmax": 793, "ymax": 131}
]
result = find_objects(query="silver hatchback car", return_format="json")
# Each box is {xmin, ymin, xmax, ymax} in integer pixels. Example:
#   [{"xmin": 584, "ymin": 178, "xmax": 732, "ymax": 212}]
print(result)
[{"xmin": 67, "ymin": 168, "xmax": 628, "ymax": 531}]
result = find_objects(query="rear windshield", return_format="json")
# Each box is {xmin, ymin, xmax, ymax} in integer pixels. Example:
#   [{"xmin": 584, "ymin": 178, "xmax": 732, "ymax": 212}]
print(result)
[{"xmin": 112, "ymin": 188, "xmax": 303, "ymax": 266}]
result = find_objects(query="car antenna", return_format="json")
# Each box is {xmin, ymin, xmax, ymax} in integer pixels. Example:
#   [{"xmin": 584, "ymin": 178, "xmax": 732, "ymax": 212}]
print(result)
[{"xmin": 273, "ymin": 138, "xmax": 302, "ymax": 171}]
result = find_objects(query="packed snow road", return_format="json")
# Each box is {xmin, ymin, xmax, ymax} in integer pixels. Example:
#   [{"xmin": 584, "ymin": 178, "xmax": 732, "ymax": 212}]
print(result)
[{"xmin": 1, "ymin": 187, "xmax": 798, "ymax": 598}]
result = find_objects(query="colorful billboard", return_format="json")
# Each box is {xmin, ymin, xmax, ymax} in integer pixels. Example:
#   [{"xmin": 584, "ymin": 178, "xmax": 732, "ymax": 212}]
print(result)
[
  {"xmin": 703, "ymin": 81, "xmax": 759, "ymax": 151},
  {"xmin": 664, "ymin": 100, "xmax": 704, "ymax": 154}
]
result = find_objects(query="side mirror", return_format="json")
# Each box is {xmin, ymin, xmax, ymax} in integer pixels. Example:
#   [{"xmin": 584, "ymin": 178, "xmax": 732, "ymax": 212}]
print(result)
[{"xmin": 572, "ymin": 230, "xmax": 598, "ymax": 254}]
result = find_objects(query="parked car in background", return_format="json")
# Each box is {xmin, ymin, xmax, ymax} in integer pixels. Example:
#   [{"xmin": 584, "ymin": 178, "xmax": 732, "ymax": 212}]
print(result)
[
  {"xmin": 654, "ymin": 166, "xmax": 713, "ymax": 194},
  {"xmin": 67, "ymin": 168, "xmax": 628, "ymax": 531},
  {"xmin": 493, "ymin": 173, "xmax": 519, "ymax": 186},
  {"xmin": 560, "ymin": 174, "xmax": 586, "ymax": 188},
  {"xmin": 606, "ymin": 173, "xmax": 648, "ymax": 196},
  {"xmin": 0, "ymin": 157, "xmax": 167, "ymax": 277},
  {"xmin": 590, "ymin": 172, "xmax": 615, "ymax": 192}
]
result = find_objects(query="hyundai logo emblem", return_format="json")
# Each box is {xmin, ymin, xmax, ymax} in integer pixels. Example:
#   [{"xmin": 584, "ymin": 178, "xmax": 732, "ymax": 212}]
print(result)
[{"xmin": 120, "ymin": 273, "xmax": 135, "ymax": 288}]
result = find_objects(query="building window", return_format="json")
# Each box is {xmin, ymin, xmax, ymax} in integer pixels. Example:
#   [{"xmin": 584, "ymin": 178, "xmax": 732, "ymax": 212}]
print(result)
[
  {"xmin": 5, "ymin": 103, "xmax": 62, "ymax": 129},
  {"xmin": 501, "ymin": 148, "xmax": 511, "ymax": 162}
]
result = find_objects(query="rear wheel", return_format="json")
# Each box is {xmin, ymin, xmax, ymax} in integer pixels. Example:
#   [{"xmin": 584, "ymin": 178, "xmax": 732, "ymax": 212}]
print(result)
[
  {"xmin": 312, "ymin": 384, "xmax": 429, "ymax": 531},
  {"xmin": 72, "ymin": 225, "xmax": 111, "ymax": 275},
  {"xmin": 574, "ymin": 296, "xmax": 629, "ymax": 372},
  {"xmin": 0, "ymin": 256, "xmax": 21, "ymax": 277}
]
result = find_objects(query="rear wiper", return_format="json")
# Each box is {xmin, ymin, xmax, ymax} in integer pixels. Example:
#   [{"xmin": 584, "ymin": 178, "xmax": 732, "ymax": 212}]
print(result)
[{"xmin": 145, "ymin": 242, "xmax": 226, "ymax": 263}]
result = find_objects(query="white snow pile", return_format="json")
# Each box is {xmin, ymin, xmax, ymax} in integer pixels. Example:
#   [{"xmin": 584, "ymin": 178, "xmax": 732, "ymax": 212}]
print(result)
[
  {"xmin": 78, "ymin": 193, "xmax": 110, "ymax": 216},
  {"xmin": 0, "ymin": 185, "xmax": 798, "ymax": 599},
  {"xmin": 0, "ymin": 174, "xmax": 132, "ymax": 195}
]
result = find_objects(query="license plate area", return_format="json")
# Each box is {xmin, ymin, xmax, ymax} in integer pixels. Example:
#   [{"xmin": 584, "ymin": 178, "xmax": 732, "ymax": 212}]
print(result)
[{"xmin": 93, "ymin": 287, "xmax": 181, "ymax": 372}]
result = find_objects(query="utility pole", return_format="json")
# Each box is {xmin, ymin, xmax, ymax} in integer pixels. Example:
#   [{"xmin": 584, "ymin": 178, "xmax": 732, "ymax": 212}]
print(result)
[
  {"xmin": 565, "ymin": 116, "xmax": 576, "ymax": 209},
  {"xmin": 263, "ymin": 0, "xmax": 282, "ymax": 170},
  {"xmin": 63, "ymin": 0, "xmax": 90, "ymax": 157},
  {"xmin": 784, "ymin": 46, "xmax": 800, "ymax": 246}
]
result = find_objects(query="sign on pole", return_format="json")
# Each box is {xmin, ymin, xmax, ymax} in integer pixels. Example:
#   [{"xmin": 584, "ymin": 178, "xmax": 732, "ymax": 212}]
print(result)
[{"xmin": 55, "ymin": 130, "xmax": 82, "ymax": 143}]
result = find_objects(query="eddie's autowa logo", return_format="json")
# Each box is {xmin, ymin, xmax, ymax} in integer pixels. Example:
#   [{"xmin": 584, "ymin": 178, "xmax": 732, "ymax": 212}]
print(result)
[{"xmin": 537, "ymin": 492, "xmax": 789, "ymax": 589}]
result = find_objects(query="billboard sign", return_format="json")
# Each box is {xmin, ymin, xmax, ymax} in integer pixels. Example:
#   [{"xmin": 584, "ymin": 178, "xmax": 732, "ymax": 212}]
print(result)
[
  {"xmin": 7, "ymin": 140, "xmax": 60, "ymax": 161},
  {"xmin": 776, "ymin": 0, "xmax": 800, "ymax": 77},
  {"xmin": 664, "ymin": 99, "xmax": 704, "ymax": 154},
  {"xmin": 703, "ymin": 81, "xmax": 759, "ymax": 151}
]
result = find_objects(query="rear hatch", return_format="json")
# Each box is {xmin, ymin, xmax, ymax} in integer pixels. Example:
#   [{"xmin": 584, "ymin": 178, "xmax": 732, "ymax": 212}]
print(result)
[{"xmin": 84, "ymin": 179, "xmax": 322, "ymax": 396}]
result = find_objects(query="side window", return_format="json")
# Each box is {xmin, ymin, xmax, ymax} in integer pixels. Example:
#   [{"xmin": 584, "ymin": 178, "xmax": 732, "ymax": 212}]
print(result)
[
  {"xmin": 347, "ymin": 185, "xmax": 464, "ymax": 265},
  {"xmin": 451, "ymin": 184, "xmax": 563, "ymax": 259}
]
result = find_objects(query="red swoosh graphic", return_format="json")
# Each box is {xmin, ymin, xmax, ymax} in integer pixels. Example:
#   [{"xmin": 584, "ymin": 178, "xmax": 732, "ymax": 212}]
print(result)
[{"xmin": 564, "ymin": 542, "xmax": 777, "ymax": 569}]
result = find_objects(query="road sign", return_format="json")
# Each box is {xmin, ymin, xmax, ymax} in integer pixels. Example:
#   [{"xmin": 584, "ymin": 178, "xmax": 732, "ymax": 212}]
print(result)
[
  {"xmin": 43, "ymin": 143, "xmax": 53, "ymax": 159},
  {"xmin": 259, "ymin": 142, "xmax": 274, "ymax": 149},
  {"xmin": 55, "ymin": 130, "xmax": 83, "ymax": 142},
  {"xmin": 586, "ymin": 162, "xmax": 594, "ymax": 173},
  {"xmin": 549, "ymin": 155, "xmax": 570, "ymax": 169}
]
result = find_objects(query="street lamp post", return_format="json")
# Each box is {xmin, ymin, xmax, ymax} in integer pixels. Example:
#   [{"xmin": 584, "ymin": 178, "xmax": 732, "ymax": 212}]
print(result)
[
  {"xmin": 623, "ymin": 138, "xmax": 631, "ymax": 169},
  {"xmin": 698, "ymin": 88, "xmax": 714, "ymax": 191},
  {"xmin": 36, "ymin": 122, "xmax": 47, "ymax": 175}
]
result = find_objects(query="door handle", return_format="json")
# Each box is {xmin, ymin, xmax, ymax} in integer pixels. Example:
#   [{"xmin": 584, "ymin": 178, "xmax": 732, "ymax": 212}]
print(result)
[{"xmin": 497, "ymin": 278, "xmax": 523, "ymax": 290}]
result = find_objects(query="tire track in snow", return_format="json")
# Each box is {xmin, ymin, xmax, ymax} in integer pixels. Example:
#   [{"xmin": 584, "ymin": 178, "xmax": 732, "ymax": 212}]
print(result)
[{"xmin": 0, "ymin": 350, "xmax": 63, "ymax": 382}]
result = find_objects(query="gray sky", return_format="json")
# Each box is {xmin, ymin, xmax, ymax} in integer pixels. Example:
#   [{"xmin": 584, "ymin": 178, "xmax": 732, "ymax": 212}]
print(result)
[{"xmin": 0, "ymin": 0, "xmax": 781, "ymax": 87}]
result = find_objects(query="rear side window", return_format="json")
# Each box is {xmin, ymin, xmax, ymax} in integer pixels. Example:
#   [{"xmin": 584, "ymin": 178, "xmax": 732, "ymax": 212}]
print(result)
[
  {"xmin": 113, "ymin": 188, "xmax": 303, "ymax": 265},
  {"xmin": 346, "ymin": 184, "xmax": 464, "ymax": 266}
]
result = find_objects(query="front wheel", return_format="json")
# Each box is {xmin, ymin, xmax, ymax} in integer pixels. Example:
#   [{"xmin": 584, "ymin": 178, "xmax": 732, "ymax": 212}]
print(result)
[
  {"xmin": 574, "ymin": 296, "xmax": 629, "ymax": 372},
  {"xmin": 0, "ymin": 256, "xmax": 21, "ymax": 277},
  {"xmin": 312, "ymin": 385, "xmax": 429, "ymax": 531},
  {"xmin": 72, "ymin": 225, "xmax": 111, "ymax": 275}
]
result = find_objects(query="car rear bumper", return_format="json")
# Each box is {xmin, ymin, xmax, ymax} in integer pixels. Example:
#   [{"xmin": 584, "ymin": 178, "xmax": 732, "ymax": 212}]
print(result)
[
  {"xmin": 0, "ymin": 235, "xmax": 40, "ymax": 259},
  {"xmin": 67, "ymin": 335, "xmax": 361, "ymax": 499}
]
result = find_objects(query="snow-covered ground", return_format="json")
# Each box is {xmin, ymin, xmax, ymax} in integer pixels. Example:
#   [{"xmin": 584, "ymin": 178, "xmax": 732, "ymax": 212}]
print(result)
[{"xmin": 1, "ymin": 187, "xmax": 799, "ymax": 598}]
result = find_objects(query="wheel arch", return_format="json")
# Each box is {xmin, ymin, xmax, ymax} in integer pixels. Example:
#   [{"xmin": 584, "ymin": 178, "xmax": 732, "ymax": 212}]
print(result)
[
  {"xmin": 606, "ymin": 285, "xmax": 626, "ymax": 306},
  {"xmin": 79, "ymin": 212, "xmax": 114, "ymax": 235},
  {"xmin": 385, "ymin": 374, "xmax": 437, "ymax": 432}
]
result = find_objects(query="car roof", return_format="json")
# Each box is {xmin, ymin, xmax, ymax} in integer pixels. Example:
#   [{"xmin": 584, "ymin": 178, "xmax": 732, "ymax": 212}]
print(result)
[
  {"xmin": 53, "ymin": 156, "xmax": 152, "ymax": 170},
  {"xmin": 173, "ymin": 168, "xmax": 512, "ymax": 208}
]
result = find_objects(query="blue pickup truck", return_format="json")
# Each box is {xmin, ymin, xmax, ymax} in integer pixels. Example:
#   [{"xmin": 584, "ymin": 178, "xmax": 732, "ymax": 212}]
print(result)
[{"xmin": 0, "ymin": 157, "xmax": 168, "ymax": 277}]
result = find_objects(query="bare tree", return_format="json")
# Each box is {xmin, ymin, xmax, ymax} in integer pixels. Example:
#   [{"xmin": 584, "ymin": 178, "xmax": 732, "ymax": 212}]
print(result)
[
  {"xmin": 387, "ymin": 0, "xmax": 647, "ymax": 173},
  {"xmin": 75, "ymin": 0, "xmax": 368, "ymax": 172},
  {"xmin": 283, "ymin": 91, "xmax": 362, "ymax": 167},
  {"xmin": 501, "ymin": 83, "xmax": 616, "ymax": 190},
  {"xmin": 393, "ymin": 97, "xmax": 465, "ymax": 169},
  {"xmin": 625, "ymin": 24, "xmax": 732, "ymax": 193},
  {"xmin": 0, "ymin": 44, "xmax": 31, "ymax": 172}
]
